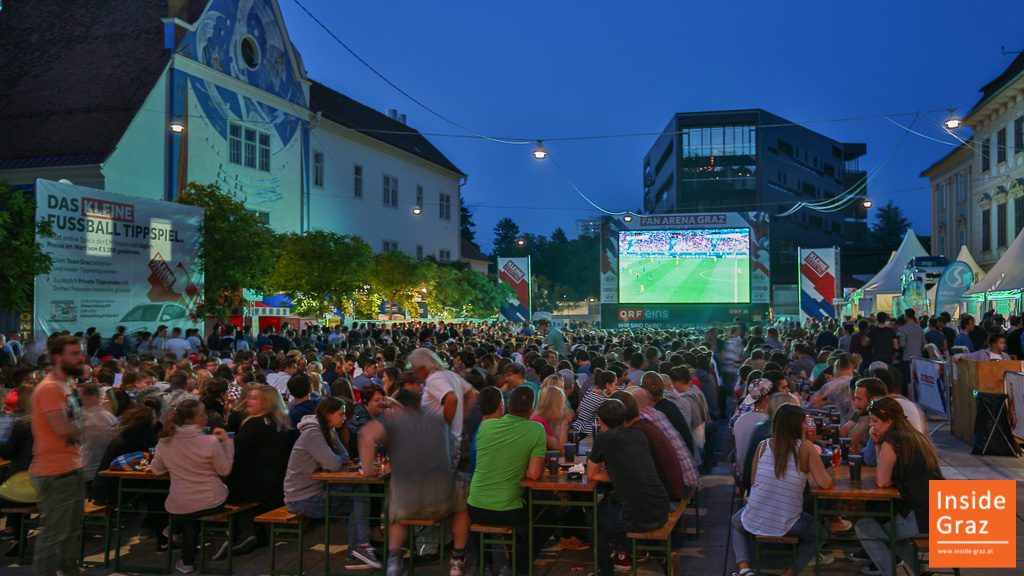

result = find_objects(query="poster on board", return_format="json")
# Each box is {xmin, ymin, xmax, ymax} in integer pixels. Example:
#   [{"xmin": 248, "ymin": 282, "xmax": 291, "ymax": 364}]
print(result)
[{"xmin": 33, "ymin": 179, "xmax": 205, "ymax": 338}]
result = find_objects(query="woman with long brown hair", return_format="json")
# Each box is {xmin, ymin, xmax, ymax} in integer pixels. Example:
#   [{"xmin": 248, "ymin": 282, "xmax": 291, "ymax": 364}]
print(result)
[
  {"xmin": 730, "ymin": 403, "xmax": 834, "ymax": 576},
  {"xmin": 854, "ymin": 397, "xmax": 942, "ymax": 576}
]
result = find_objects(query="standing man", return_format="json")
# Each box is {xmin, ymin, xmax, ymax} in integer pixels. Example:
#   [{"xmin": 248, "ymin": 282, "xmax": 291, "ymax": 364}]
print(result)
[
  {"xmin": 898, "ymin": 309, "xmax": 925, "ymax": 397},
  {"xmin": 31, "ymin": 335, "xmax": 86, "ymax": 575},
  {"xmin": 537, "ymin": 319, "xmax": 568, "ymax": 357}
]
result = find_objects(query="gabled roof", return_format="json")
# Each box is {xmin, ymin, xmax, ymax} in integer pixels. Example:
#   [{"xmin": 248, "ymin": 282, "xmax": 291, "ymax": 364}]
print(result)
[
  {"xmin": 860, "ymin": 229, "xmax": 929, "ymax": 296},
  {"xmin": 310, "ymin": 81, "xmax": 465, "ymax": 177},
  {"xmin": 919, "ymin": 140, "xmax": 973, "ymax": 178},
  {"xmin": 0, "ymin": 0, "xmax": 209, "ymax": 163},
  {"xmin": 460, "ymin": 239, "xmax": 489, "ymax": 262},
  {"xmin": 965, "ymin": 51, "xmax": 1024, "ymax": 121},
  {"xmin": 965, "ymin": 228, "xmax": 1024, "ymax": 295}
]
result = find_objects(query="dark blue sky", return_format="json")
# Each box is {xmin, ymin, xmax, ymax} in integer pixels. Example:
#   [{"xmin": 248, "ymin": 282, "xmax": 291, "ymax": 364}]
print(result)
[{"xmin": 280, "ymin": 0, "xmax": 1024, "ymax": 251}]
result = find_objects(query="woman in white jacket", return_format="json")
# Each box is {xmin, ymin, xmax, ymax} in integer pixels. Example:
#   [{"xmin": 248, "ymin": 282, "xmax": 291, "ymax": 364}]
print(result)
[{"xmin": 283, "ymin": 396, "xmax": 379, "ymax": 569}]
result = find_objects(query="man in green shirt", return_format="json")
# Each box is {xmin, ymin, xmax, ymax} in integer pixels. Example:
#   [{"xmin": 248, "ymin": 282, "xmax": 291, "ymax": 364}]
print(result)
[
  {"xmin": 537, "ymin": 318, "xmax": 568, "ymax": 357},
  {"xmin": 468, "ymin": 386, "xmax": 550, "ymax": 569}
]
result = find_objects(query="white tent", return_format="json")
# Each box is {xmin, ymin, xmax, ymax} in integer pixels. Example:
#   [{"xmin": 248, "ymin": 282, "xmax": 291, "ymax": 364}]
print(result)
[
  {"xmin": 965, "ymin": 229, "xmax": 1024, "ymax": 295},
  {"xmin": 955, "ymin": 244, "xmax": 986, "ymax": 285},
  {"xmin": 861, "ymin": 229, "xmax": 929, "ymax": 294}
]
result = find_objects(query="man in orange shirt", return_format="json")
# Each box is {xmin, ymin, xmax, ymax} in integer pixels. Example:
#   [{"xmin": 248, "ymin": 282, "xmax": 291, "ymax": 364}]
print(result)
[{"xmin": 30, "ymin": 335, "xmax": 86, "ymax": 576}]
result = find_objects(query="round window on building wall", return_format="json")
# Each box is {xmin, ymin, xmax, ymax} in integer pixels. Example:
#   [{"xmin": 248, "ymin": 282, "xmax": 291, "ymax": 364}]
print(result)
[{"xmin": 241, "ymin": 35, "xmax": 260, "ymax": 70}]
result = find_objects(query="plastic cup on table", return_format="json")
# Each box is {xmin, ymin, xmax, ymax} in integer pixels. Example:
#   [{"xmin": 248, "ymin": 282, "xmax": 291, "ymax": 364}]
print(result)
[{"xmin": 546, "ymin": 450, "xmax": 560, "ymax": 475}]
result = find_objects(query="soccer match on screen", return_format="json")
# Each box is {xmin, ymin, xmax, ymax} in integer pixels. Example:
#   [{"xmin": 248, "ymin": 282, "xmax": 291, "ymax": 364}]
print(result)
[{"xmin": 618, "ymin": 228, "xmax": 751, "ymax": 304}]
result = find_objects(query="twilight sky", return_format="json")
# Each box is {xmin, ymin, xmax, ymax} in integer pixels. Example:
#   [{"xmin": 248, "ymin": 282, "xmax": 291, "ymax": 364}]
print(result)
[{"xmin": 279, "ymin": 0, "xmax": 1024, "ymax": 251}]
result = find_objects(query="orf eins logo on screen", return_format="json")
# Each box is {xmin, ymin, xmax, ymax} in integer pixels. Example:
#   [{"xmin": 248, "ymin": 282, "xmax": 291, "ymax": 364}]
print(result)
[
  {"xmin": 618, "ymin": 308, "xmax": 669, "ymax": 321},
  {"xmin": 82, "ymin": 197, "xmax": 135, "ymax": 223},
  {"xmin": 802, "ymin": 252, "xmax": 829, "ymax": 277},
  {"xmin": 501, "ymin": 260, "xmax": 526, "ymax": 284}
]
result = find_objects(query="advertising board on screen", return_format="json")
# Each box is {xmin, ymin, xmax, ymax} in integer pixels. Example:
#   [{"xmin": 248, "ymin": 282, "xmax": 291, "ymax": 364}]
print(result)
[{"xmin": 617, "ymin": 228, "xmax": 750, "ymax": 304}]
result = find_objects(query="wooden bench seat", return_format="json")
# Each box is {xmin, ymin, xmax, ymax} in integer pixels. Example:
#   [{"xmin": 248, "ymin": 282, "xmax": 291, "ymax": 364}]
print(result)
[
  {"xmin": 201, "ymin": 502, "xmax": 258, "ymax": 522},
  {"xmin": 626, "ymin": 504, "xmax": 686, "ymax": 540},
  {"xmin": 84, "ymin": 501, "xmax": 113, "ymax": 516},
  {"xmin": 255, "ymin": 506, "xmax": 302, "ymax": 525},
  {"xmin": 398, "ymin": 518, "xmax": 442, "ymax": 527},
  {"xmin": 470, "ymin": 523, "xmax": 514, "ymax": 535},
  {"xmin": 0, "ymin": 505, "xmax": 37, "ymax": 514},
  {"xmin": 754, "ymin": 535, "xmax": 799, "ymax": 545},
  {"xmin": 912, "ymin": 537, "xmax": 928, "ymax": 550}
]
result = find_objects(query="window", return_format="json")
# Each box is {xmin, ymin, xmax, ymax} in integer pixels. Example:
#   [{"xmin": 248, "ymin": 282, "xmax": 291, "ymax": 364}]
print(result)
[
  {"xmin": 982, "ymin": 208, "xmax": 991, "ymax": 251},
  {"xmin": 937, "ymin": 235, "xmax": 945, "ymax": 253},
  {"xmin": 229, "ymin": 122, "xmax": 271, "ymax": 172},
  {"xmin": 937, "ymin": 182, "xmax": 948, "ymax": 209},
  {"xmin": 439, "ymin": 249, "xmax": 452, "ymax": 264},
  {"xmin": 997, "ymin": 203, "xmax": 1008, "ymax": 248},
  {"xmin": 955, "ymin": 171, "xmax": 967, "ymax": 202},
  {"xmin": 439, "ymin": 193, "xmax": 452, "ymax": 220},
  {"xmin": 353, "ymin": 165, "xmax": 363, "ymax": 198},
  {"xmin": 382, "ymin": 240, "xmax": 398, "ymax": 252},
  {"xmin": 229, "ymin": 124, "xmax": 242, "ymax": 164},
  {"xmin": 240, "ymin": 35, "xmax": 260, "ymax": 69},
  {"xmin": 313, "ymin": 152, "xmax": 324, "ymax": 187},
  {"xmin": 416, "ymin": 185, "xmax": 423, "ymax": 208},
  {"xmin": 958, "ymin": 228, "xmax": 966, "ymax": 248},
  {"xmin": 1015, "ymin": 117, "xmax": 1023, "ymax": 155},
  {"xmin": 416, "ymin": 245, "xmax": 424, "ymax": 259},
  {"xmin": 997, "ymin": 128, "xmax": 1007, "ymax": 164},
  {"xmin": 382, "ymin": 175, "xmax": 398, "ymax": 207},
  {"xmin": 982, "ymin": 138, "xmax": 991, "ymax": 172},
  {"xmin": 1016, "ymin": 196, "xmax": 1024, "ymax": 237}
]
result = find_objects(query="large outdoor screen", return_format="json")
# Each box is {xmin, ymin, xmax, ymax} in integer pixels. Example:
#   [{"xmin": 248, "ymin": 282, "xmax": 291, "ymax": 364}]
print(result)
[{"xmin": 618, "ymin": 228, "xmax": 750, "ymax": 304}]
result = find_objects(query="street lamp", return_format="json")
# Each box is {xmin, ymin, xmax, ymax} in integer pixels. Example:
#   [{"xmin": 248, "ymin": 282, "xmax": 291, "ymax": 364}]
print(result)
[
  {"xmin": 944, "ymin": 110, "xmax": 961, "ymax": 130},
  {"xmin": 623, "ymin": 214, "xmax": 633, "ymax": 222},
  {"xmin": 412, "ymin": 205, "xmax": 422, "ymax": 216},
  {"xmin": 861, "ymin": 199, "xmax": 873, "ymax": 209},
  {"xmin": 516, "ymin": 238, "xmax": 526, "ymax": 246},
  {"xmin": 532, "ymin": 140, "xmax": 548, "ymax": 160},
  {"xmin": 169, "ymin": 120, "xmax": 184, "ymax": 133}
]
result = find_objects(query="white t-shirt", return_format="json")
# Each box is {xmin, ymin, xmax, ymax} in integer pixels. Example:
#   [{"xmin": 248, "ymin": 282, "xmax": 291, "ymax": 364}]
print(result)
[
  {"xmin": 421, "ymin": 369, "xmax": 471, "ymax": 440},
  {"xmin": 893, "ymin": 396, "xmax": 928, "ymax": 435},
  {"xmin": 166, "ymin": 338, "xmax": 191, "ymax": 359},
  {"xmin": 733, "ymin": 411, "xmax": 769, "ymax": 475},
  {"xmin": 266, "ymin": 371, "xmax": 292, "ymax": 400}
]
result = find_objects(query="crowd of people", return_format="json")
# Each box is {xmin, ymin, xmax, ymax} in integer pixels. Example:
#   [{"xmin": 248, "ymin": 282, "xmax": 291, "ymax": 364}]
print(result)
[{"xmin": 0, "ymin": 307, "xmax": 1017, "ymax": 576}]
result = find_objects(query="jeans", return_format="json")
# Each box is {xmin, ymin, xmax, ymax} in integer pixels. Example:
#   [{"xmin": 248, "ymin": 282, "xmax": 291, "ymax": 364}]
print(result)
[
  {"xmin": 855, "ymin": 512, "xmax": 920, "ymax": 576},
  {"xmin": 596, "ymin": 496, "xmax": 661, "ymax": 576},
  {"xmin": 32, "ymin": 470, "xmax": 85, "ymax": 576},
  {"xmin": 173, "ymin": 505, "xmax": 224, "ymax": 566},
  {"xmin": 730, "ymin": 508, "xmax": 824, "ymax": 574},
  {"xmin": 288, "ymin": 485, "xmax": 371, "ymax": 549},
  {"xmin": 468, "ymin": 502, "xmax": 558, "ymax": 570}
]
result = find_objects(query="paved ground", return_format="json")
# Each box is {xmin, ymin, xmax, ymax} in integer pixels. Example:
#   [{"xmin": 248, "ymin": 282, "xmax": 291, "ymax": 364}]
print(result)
[{"xmin": 3, "ymin": 423, "xmax": 1021, "ymax": 575}]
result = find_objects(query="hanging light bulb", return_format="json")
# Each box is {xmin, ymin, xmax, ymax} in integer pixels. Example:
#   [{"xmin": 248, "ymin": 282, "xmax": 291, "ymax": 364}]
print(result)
[
  {"xmin": 412, "ymin": 205, "xmax": 422, "ymax": 216},
  {"xmin": 532, "ymin": 140, "xmax": 548, "ymax": 160},
  {"xmin": 623, "ymin": 214, "xmax": 633, "ymax": 222},
  {"xmin": 516, "ymin": 238, "xmax": 526, "ymax": 246},
  {"xmin": 944, "ymin": 110, "xmax": 961, "ymax": 130},
  {"xmin": 861, "ymin": 199, "xmax": 873, "ymax": 209},
  {"xmin": 169, "ymin": 120, "xmax": 185, "ymax": 133}
]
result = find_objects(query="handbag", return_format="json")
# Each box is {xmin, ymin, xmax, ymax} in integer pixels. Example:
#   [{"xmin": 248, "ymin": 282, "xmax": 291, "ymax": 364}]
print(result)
[{"xmin": 0, "ymin": 471, "xmax": 39, "ymax": 503}]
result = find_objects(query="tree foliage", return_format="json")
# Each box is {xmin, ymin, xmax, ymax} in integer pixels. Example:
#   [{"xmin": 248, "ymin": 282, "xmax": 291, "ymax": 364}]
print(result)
[
  {"xmin": 0, "ymin": 181, "xmax": 54, "ymax": 313},
  {"xmin": 870, "ymin": 200, "xmax": 912, "ymax": 253},
  {"xmin": 370, "ymin": 250, "xmax": 426, "ymax": 319},
  {"xmin": 460, "ymin": 197, "xmax": 480, "ymax": 250},
  {"xmin": 268, "ymin": 230, "xmax": 373, "ymax": 317},
  {"xmin": 176, "ymin": 181, "xmax": 277, "ymax": 319},
  {"xmin": 492, "ymin": 217, "xmax": 522, "ymax": 257}
]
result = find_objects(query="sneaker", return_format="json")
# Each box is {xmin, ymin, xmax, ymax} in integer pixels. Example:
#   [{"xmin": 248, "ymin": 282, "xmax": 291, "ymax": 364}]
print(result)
[
  {"xmin": 386, "ymin": 555, "xmax": 404, "ymax": 576},
  {"xmin": 559, "ymin": 536, "xmax": 591, "ymax": 551},
  {"xmin": 829, "ymin": 518, "xmax": 853, "ymax": 533},
  {"xmin": 345, "ymin": 553, "xmax": 376, "ymax": 570},
  {"xmin": 349, "ymin": 544, "xmax": 384, "ymax": 569},
  {"xmin": 449, "ymin": 556, "xmax": 466, "ymax": 576},
  {"xmin": 0, "ymin": 531, "xmax": 15, "ymax": 543},
  {"xmin": 847, "ymin": 548, "xmax": 872, "ymax": 563},
  {"xmin": 211, "ymin": 540, "xmax": 231, "ymax": 561},
  {"xmin": 175, "ymin": 559, "xmax": 195, "ymax": 574},
  {"xmin": 610, "ymin": 552, "xmax": 632, "ymax": 572},
  {"xmin": 861, "ymin": 564, "xmax": 881, "ymax": 575},
  {"xmin": 816, "ymin": 552, "xmax": 835, "ymax": 565}
]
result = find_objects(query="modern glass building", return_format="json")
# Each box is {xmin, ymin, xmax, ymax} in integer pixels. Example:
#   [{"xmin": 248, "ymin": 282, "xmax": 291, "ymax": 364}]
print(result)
[{"xmin": 643, "ymin": 109, "xmax": 869, "ymax": 288}]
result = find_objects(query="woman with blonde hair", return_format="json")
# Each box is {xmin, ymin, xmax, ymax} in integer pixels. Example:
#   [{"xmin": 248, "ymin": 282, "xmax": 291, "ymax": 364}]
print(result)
[
  {"xmin": 532, "ymin": 386, "xmax": 570, "ymax": 453},
  {"xmin": 223, "ymin": 385, "xmax": 297, "ymax": 556}
]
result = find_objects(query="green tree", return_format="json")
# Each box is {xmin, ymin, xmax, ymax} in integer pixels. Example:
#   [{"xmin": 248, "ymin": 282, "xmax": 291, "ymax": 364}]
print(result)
[
  {"xmin": 870, "ymin": 200, "xmax": 912, "ymax": 252},
  {"xmin": 460, "ymin": 197, "xmax": 480, "ymax": 250},
  {"xmin": 176, "ymin": 181, "xmax": 277, "ymax": 319},
  {"xmin": 268, "ymin": 230, "xmax": 373, "ymax": 317},
  {"xmin": 0, "ymin": 181, "xmax": 54, "ymax": 313},
  {"xmin": 492, "ymin": 217, "xmax": 521, "ymax": 257},
  {"xmin": 550, "ymin": 227, "xmax": 568, "ymax": 244},
  {"xmin": 370, "ymin": 250, "xmax": 425, "ymax": 319}
]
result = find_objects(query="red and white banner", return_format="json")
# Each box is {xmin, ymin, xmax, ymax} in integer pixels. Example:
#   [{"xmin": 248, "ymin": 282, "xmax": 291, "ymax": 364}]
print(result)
[
  {"xmin": 497, "ymin": 257, "xmax": 531, "ymax": 323},
  {"xmin": 799, "ymin": 247, "xmax": 838, "ymax": 322}
]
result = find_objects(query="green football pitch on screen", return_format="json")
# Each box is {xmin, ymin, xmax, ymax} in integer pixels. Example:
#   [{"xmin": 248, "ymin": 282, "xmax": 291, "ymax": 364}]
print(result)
[{"xmin": 618, "ymin": 229, "xmax": 750, "ymax": 304}]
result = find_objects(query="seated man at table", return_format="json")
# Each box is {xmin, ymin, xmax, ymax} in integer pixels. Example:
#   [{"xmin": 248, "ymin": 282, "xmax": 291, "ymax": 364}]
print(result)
[
  {"xmin": 467, "ymin": 386, "xmax": 551, "ymax": 569},
  {"xmin": 587, "ymin": 399, "xmax": 669, "ymax": 576},
  {"xmin": 358, "ymin": 390, "xmax": 460, "ymax": 576}
]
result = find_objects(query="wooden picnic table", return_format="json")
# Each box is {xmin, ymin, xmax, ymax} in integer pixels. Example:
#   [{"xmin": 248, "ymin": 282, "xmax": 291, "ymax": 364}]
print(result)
[
  {"xmin": 96, "ymin": 468, "xmax": 171, "ymax": 574},
  {"xmin": 314, "ymin": 464, "xmax": 390, "ymax": 576},
  {"xmin": 519, "ymin": 468, "xmax": 600, "ymax": 576}
]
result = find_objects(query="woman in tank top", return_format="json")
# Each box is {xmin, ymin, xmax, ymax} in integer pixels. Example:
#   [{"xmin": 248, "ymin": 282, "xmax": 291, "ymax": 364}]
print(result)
[{"xmin": 730, "ymin": 404, "xmax": 834, "ymax": 576}]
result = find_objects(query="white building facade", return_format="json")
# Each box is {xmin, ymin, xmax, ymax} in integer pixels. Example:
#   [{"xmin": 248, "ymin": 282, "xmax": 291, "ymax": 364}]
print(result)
[
  {"xmin": 0, "ymin": 0, "xmax": 462, "ymax": 262},
  {"xmin": 922, "ymin": 144, "xmax": 972, "ymax": 259}
]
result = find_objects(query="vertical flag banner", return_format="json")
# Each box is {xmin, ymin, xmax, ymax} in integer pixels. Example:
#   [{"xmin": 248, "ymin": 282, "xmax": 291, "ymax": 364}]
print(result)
[
  {"xmin": 798, "ymin": 248, "xmax": 837, "ymax": 322},
  {"xmin": 933, "ymin": 261, "xmax": 974, "ymax": 316},
  {"xmin": 33, "ymin": 179, "xmax": 205, "ymax": 338},
  {"xmin": 497, "ymin": 256, "xmax": 531, "ymax": 323}
]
